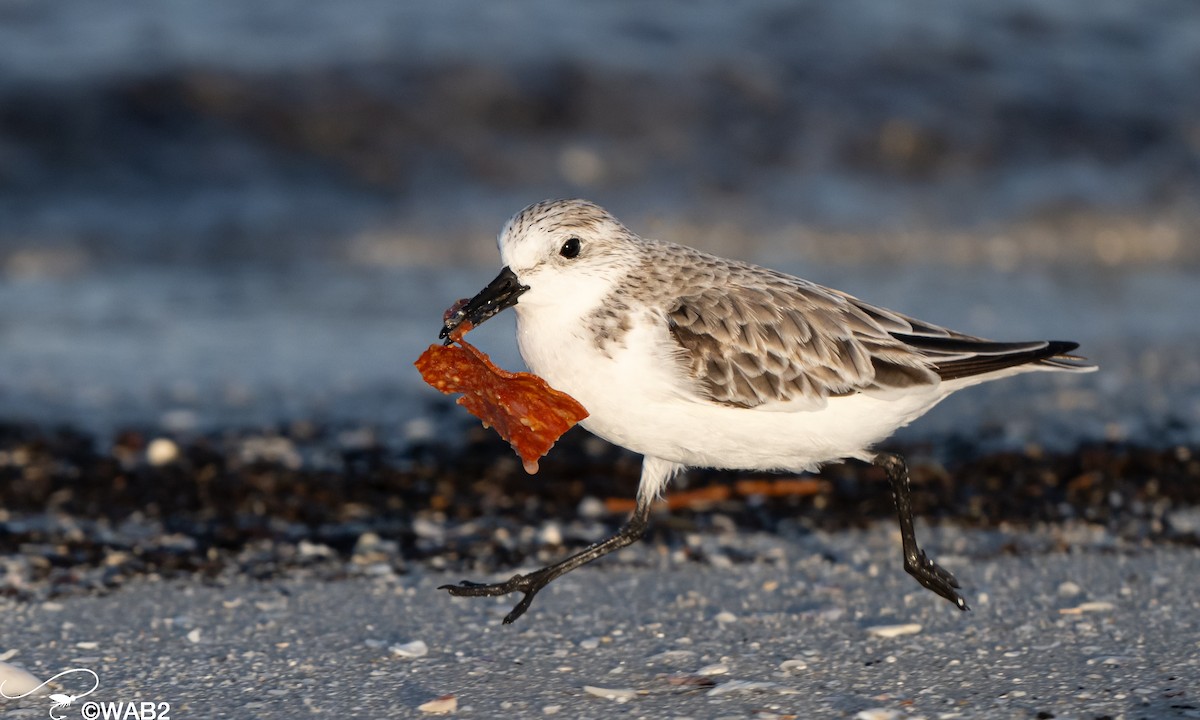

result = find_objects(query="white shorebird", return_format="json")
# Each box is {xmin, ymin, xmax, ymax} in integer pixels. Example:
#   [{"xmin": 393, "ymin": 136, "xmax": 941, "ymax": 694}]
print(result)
[{"xmin": 439, "ymin": 199, "xmax": 1096, "ymax": 623}]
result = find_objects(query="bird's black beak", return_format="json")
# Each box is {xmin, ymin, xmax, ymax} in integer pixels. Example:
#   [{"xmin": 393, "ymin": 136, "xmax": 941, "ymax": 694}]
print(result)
[{"xmin": 440, "ymin": 266, "xmax": 529, "ymax": 343}]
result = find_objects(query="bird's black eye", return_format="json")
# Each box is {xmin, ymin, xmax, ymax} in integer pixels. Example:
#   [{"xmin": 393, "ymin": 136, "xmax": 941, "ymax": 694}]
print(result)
[{"xmin": 559, "ymin": 237, "xmax": 581, "ymax": 259}]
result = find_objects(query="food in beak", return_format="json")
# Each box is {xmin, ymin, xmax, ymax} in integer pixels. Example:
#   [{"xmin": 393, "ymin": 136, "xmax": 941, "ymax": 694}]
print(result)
[
  {"xmin": 417, "ymin": 299, "xmax": 587, "ymax": 474},
  {"xmin": 440, "ymin": 266, "xmax": 528, "ymax": 344}
]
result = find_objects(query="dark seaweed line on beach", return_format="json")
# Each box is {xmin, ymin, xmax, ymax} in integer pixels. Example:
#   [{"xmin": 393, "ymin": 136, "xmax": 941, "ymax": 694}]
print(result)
[{"xmin": 1, "ymin": 420, "xmax": 1197, "ymax": 601}]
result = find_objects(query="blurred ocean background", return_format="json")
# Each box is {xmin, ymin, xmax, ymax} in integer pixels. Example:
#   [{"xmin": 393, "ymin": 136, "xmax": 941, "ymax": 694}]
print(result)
[{"xmin": 0, "ymin": 0, "xmax": 1197, "ymax": 444}]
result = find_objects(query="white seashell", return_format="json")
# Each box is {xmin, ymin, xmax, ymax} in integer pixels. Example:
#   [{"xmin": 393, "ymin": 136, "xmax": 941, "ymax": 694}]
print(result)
[
  {"xmin": 865, "ymin": 623, "xmax": 922, "ymax": 638},
  {"xmin": 582, "ymin": 685, "xmax": 637, "ymax": 701},
  {"xmin": 417, "ymin": 694, "xmax": 457, "ymax": 714},
  {"xmin": 0, "ymin": 661, "xmax": 42, "ymax": 697},
  {"xmin": 391, "ymin": 640, "xmax": 429, "ymax": 659}
]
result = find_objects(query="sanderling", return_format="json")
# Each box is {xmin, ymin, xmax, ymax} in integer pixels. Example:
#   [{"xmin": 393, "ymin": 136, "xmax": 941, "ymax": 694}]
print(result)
[{"xmin": 439, "ymin": 198, "xmax": 1096, "ymax": 623}]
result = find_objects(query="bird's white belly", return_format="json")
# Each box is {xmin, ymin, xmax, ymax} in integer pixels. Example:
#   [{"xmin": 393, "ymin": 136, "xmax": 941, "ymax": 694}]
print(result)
[
  {"xmin": 579, "ymin": 388, "xmax": 944, "ymax": 472},
  {"xmin": 515, "ymin": 310, "xmax": 948, "ymax": 473}
]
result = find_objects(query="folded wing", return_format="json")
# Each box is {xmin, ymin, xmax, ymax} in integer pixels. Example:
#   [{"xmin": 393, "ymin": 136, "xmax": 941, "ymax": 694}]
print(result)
[{"xmin": 664, "ymin": 264, "xmax": 1092, "ymax": 410}]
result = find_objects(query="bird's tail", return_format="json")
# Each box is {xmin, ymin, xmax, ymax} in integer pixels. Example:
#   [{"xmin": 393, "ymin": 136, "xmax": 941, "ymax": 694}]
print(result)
[
  {"xmin": 1033, "ymin": 343, "xmax": 1097, "ymax": 373},
  {"xmin": 892, "ymin": 335, "xmax": 1097, "ymax": 381}
]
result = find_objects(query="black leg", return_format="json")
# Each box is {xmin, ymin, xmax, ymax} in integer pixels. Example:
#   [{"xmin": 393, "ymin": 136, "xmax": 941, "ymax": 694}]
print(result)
[
  {"xmin": 873, "ymin": 452, "xmax": 969, "ymax": 611},
  {"xmin": 440, "ymin": 494, "xmax": 653, "ymax": 624}
]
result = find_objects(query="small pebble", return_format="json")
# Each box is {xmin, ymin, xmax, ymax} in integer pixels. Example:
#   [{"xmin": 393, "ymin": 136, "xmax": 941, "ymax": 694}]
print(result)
[
  {"xmin": 297, "ymin": 540, "xmax": 335, "ymax": 559},
  {"xmin": 417, "ymin": 694, "xmax": 457, "ymax": 714},
  {"xmin": 582, "ymin": 685, "xmax": 637, "ymax": 701},
  {"xmin": 1059, "ymin": 601, "xmax": 1116, "ymax": 615},
  {"xmin": 539, "ymin": 523, "xmax": 563, "ymax": 546},
  {"xmin": 542, "ymin": 705, "xmax": 562, "ymax": 715},
  {"xmin": 412, "ymin": 518, "xmax": 444, "ymax": 540},
  {"xmin": 186, "ymin": 629, "xmax": 202, "ymax": 644},
  {"xmin": 647, "ymin": 649, "xmax": 696, "ymax": 666},
  {"xmin": 579, "ymin": 637, "xmax": 601, "ymax": 650},
  {"xmin": 714, "ymin": 611, "xmax": 738, "ymax": 623},
  {"xmin": 146, "ymin": 438, "xmax": 179, "ymax": 466},
  {"xmin": 391, "ymin": 640, "xmax": 429, "ymax": 659},
  {"xmin": 696, "ymin": 663, "xmax": 729, "ymax": 676},
  {"xmin": 1058, "ymin": 580, "xmax": 1083, "ymax": 597},
  {"xmin": 865, "ymin": 623, "xmax": 922, "ymax": 638},
  {"xmin": 779, "ymin": 659, "xmax": 808, "ymax": 672},
  {"xmin": 855, "ymin": 709, "xmax": 902, "ymax": 720}
]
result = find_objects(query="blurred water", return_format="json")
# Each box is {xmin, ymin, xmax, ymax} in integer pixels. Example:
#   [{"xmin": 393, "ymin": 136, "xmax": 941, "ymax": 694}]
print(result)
[
  {"xmin": 1, "ymin": 0, "xmax": 1198, "ymax": 267},
  {"xmin": 1, "ymin": 1, "xmax": 1197, "ymax": 444},
  {"xmin": 0, "ymin": 264, "xmax": 515, "ymax": 432},
  {"xmin": 0, "ymin": 261, "xmax": 1195, "ymax": 448}
]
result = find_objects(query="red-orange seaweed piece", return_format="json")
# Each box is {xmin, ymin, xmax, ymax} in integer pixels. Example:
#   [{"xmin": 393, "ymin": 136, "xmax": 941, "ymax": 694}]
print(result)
[{"xmin": 415, "ymin": 314, "xmax": 588, "ymax": 474}]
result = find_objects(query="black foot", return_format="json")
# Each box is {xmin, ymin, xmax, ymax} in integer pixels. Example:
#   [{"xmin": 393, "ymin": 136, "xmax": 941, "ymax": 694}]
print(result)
[
  {"xmin": 874, "ymin": 452, "xmax": 971, "ymax": 612},
  {"xmin": 439, "ymin": 570, "xmax": 548, "ymax": 624},
  {"xmin": 438, "ymin": 494, "xmax": 655, "ymax": 625},
  {"xmin": 905, "ymin": 548, "xmax": 969, "ymax": 611}
]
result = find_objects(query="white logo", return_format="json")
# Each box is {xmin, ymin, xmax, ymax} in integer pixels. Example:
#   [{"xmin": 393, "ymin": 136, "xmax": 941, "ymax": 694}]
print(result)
[{"xmin": 0, "ymin": 667, "xmax": 99, "ymax": 720}]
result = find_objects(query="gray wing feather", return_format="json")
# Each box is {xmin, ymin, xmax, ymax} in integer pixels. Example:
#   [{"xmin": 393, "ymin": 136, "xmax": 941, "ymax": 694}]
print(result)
[
  {"xmin": 658, "ymin": 250, "xmax": 1088, "ymax": 409},
  {"xmin": 666, "ymin": 274, "xmax": 940, "ymax": 408}
]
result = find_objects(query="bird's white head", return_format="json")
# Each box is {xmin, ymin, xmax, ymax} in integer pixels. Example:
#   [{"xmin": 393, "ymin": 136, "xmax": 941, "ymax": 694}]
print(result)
[
  {"xmin": 496, "ymin": 199, "xmax": 639, "ymax": 316},
  {"xmin": 440, "ymin": 199, "xmax": 639, "ymax": 339}
]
